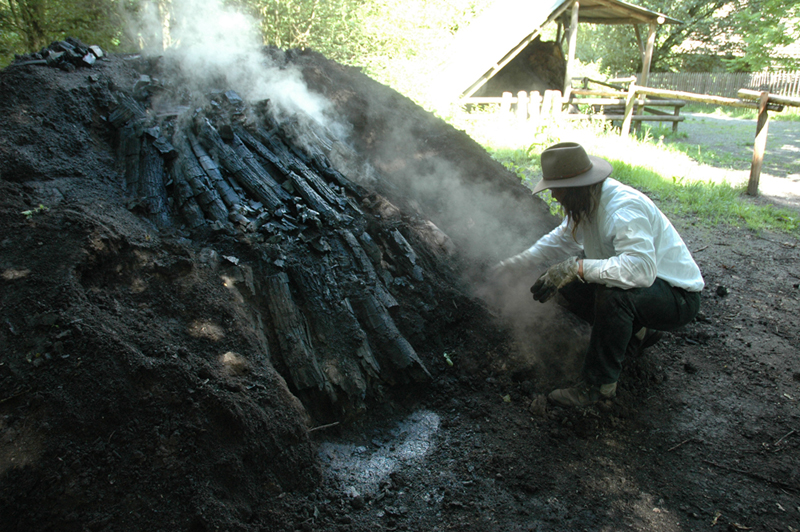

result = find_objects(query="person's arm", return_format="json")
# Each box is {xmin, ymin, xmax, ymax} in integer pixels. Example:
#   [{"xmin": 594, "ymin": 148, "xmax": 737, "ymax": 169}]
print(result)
[
  {"xmin": 581, "ymin": 209, "xmax": 658, "ymax": 289},
  {"xmin": 494, "ymin": 217, "xmax": 583, "ymax": 274}
]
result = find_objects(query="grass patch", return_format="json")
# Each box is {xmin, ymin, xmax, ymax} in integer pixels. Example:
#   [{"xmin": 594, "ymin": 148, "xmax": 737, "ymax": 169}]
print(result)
[
  {"xmin": 608, "ymin": 160, "xmax": 798, "ymax": 232},
  {"xmin": 661, "ymin": 141, "xmax": 747, "ymax": 169},
  {"xmin": 466, "ymin": 118, "xmax": 799, "ymax": 234}
]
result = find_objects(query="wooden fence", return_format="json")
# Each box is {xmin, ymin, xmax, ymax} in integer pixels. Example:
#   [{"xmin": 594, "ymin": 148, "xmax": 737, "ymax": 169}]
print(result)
[{"xmin": 633, "ymin": 72, "xmax": 800, "ymax": 99}]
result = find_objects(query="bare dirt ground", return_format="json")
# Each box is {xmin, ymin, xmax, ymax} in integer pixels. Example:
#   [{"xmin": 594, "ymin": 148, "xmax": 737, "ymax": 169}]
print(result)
[{"xmin": 1, "ymin": 49, "xmax": 799, "ymax": 532}]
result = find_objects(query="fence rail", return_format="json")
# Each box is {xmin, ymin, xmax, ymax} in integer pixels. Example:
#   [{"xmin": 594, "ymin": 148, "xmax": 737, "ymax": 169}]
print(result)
[{"xmin": 634, "ymin": 72, "xmax": 800, "ymax": 99}]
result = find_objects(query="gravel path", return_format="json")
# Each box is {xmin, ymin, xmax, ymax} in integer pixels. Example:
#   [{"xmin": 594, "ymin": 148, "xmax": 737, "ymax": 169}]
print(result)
[{"xmin": 674, "ymin": 113, "xmax": 800, "ymax": 213}]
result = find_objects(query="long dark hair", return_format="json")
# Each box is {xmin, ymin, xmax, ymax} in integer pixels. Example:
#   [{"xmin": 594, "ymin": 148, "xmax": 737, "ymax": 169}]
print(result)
[{"xmin": 559, "ymin": 181, "xmax": 604, "ymax": 239}]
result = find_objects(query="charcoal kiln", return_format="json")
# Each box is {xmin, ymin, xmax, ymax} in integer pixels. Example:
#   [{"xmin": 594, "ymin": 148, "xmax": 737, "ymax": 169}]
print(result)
[
  {"xmin": 3, "ymin": 40, "xmax": 557, "ymax": 422},
  {"xmin": 0, "ymin": 37, "xmax": 567, "ymax": 530}
]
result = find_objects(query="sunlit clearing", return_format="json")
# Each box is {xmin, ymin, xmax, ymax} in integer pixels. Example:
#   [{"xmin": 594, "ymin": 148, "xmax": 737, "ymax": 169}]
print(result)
[
  {"xmin": 1, "ymin": 268, "xmax": 30, "ymax": 280},
  {"xmin": 188, "ymin": 320, "xmax": 225, "ymax": 341}
]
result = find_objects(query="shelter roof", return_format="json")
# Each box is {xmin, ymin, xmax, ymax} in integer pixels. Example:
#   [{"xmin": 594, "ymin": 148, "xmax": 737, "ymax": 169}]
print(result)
[{"xmin": 434, "ymin": 0, "xmax": 681, "ymax": 101}]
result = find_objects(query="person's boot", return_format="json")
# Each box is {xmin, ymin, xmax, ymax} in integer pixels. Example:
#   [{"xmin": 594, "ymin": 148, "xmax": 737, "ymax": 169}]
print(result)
[
  {"xmin": 627, "ymin": 327, "xmax": 664, "ymax": 357},
  {"xmin": 548, "ymin": 381, "xmax": 617, "ymax": 407},
  {"xmin": 639, "ymin": 328, "xmax": 664, "ymax": 350}
]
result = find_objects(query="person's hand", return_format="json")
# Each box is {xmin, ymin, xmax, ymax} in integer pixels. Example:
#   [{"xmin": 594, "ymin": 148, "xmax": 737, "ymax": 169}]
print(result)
[{"xmin": 530, "ymin": 257, "xmax": 582, "ymax": 303}]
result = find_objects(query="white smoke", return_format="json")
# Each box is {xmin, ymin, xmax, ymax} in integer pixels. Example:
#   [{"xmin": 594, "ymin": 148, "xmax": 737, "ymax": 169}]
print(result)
[{"xmin": 129, "ymin": 0, "xmax": 337, "ymax": 131}]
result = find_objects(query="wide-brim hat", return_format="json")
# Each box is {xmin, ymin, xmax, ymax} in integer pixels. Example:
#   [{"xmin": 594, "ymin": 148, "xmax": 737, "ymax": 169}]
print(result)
[{"xmin": 531, "ymin": 142, "xmax": 613, "ymax": 194}]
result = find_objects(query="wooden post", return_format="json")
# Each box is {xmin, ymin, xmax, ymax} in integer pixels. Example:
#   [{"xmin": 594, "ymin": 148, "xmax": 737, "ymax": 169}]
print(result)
[
  {"xmin": 747, "ymin": 91, "xmax": 770, "ymax": 196},
  {"xmin": 542, "ymin": 90, "xmax": 557, "ymax": 117},
  {"xmin": 640, "ymin": 23, "xmax": 657, "ymax": 89},
  {"xmin": 563, "ymin": 1, "xmax": 579, "ymax": 98},
  {"xmin": 672, "ymin": 104, "xmax": 680, "ymax": 133},
  {"xmin": 621, "ymin": 80, "xmax": 638, "ymax": 136},
  {"xmin": 529, "ymin": 91, "xmax": 543, "ymax": 122},
  {"xmin": 517, "ymin": 91, "xmax": 529, "ymax": 122},
  {"xmin": 501, "ymin": 92, "xmax": 513, "ymax": 115}
]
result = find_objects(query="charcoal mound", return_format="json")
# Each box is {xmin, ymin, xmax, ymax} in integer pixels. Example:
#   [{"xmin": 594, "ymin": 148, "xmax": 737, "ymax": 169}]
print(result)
[{"xmin": 0, "ymin": 44, "xmax": 556, "ymax": 531}]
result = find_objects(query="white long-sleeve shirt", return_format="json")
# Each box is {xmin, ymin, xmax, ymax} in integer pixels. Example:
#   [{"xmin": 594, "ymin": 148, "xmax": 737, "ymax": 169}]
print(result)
[{"xmin": 518, "ymin": 179, "xmax": 704, "ymax": 291}]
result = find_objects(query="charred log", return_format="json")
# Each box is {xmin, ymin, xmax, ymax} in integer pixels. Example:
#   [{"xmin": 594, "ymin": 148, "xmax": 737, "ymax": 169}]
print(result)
[
  {"xmin": 139, "ymin": 136, "xmax": 173, "ymax": 229},
  {"xmin": 187, "ymin": 130, "xmax": 241, "ymax": 210},
  {"xmin": 229, "ymin": 132, "xmax": 292, "ymax": 203},
  {"xmin": 169, "ymin": 150, "xmax": 207, "ymax": 229},
  {"xmin": 197, "ymin": 119, "xmax": 286, "ymax": 214},
  {"xmin": 109, "ymin": 93, "xmax": 147, "ymax": 129},
  {"xmin": 253, "ymin": 125, "xmax": 352, "ymax": 209},
  {"xmin": 263, "ymin": 272, "xmax": 335, "ymax": 400},
  {"xmin": 172, "ymin": 131, "xmax": 230, "ymax": 225},
  {"xmin": 152, "ymin": 135, "xmax": 178, "ymax": 160},
  {"xmin": 319, "ymin": 165, "xmax": 367, "ymax": 200},
  {"xmin": 351, "ymin": 294, "xmax": 430, "ymax": 384},
  {"xmin": 117, "ymin": 122, "xmax": 142, "ymax": 196},
  {"xmin": 387, "ymin": 229, "xmax": 424, "ymax": 281},
  {"xmin": 341, "ymin": 229, "xmax": 398, "ymax": 310},
  {"xmin": 288, "ymin": 265, "xmax": 379, "ymax": 404},
  {"xmin": 233, "ymin": 126, "xmax": 292, "ymax": 184},
  {"xmin": 286, "ymin": 170, "xmax": 342, "ymax": 226}
]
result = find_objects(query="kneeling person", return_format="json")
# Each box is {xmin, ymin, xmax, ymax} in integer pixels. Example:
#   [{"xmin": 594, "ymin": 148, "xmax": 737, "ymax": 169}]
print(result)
[{"xmin": 493, "ymin": 142, "xmax": 704, "ymax": 407}]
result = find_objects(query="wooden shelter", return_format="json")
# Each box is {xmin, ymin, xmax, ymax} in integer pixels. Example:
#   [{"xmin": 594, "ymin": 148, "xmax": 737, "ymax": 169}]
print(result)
[{"xmin": 434, "ymin": 0, "xmax": 682, "ymax": 104}]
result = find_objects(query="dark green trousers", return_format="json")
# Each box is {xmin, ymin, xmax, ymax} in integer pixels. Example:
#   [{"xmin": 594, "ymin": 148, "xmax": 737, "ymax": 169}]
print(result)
[{"xmin": 559, "ymin": 278, "xmax": 701, "ymax": 385}]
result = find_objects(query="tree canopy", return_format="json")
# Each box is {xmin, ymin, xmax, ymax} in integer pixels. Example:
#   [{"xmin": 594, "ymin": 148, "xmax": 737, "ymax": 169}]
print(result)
[
  {"xmin": 1, "ymin": 0, "xmax": 797, "ymax": 95},
  {"xmin": 576, "ymin": 0, "xmax": 800, "ymax": 74}
]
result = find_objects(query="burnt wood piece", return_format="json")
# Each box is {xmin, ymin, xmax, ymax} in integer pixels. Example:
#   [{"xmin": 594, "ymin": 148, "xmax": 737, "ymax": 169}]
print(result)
[
  {"xmin": 256, "ymin": 126, "xmax": 346, "ymax": 210},
  {"xmin": 264, "ymin": 272, "xmax": 334, "ymax": 398},
  {"xmin": 259, "ymin": 127, "xmax": 358, "ymax": 220},
  {"xmin": 152, "ymin": 136, "xmax": 178, "ymax": 160},
  {"xmin": 173, "ymin": 132, "xmax": 230, "ymax": 223},
  {"xmin": 117, "ymin": 122, "xmax": 142, "ymax": 196},
  {"xmin": 387, "ymin": 229, "xmax": 424, "ymax": 281},
  {"xmin": 233, "ymin": 125, "xmax": 292, "ymax": 182},
  {"xmin": 197, "ymin": 120, "xmax": 285, "ymax": 214},
  {"xmin": 341, "ymin": 230, "xmax": 398, "ymax": 309},
  {"xmin": 319, "ymin": 166, "xmax": 367, "ymax": 200},
  {"xmin": 352, "ymin": 294, "xmax": 430, "ymax": 384},
  {"xmin": 139, "ymin": 138, "xmax": 172, "ymax": 229},
  {"xmin": 246, "ymin": 132, "xmax": 344, "ymax": 224},
  {"xmin": 229, "ymin": 132, "xmax": 293, "ymax": 206},
  {"xmin": 289, "ymin": 265, "xmax": 380, "ymax": 401},
  {"xmin": 169, "ymin": 155, "xmax": 206, "ymax": 229},
  {"xmin": 187, "ymin": 131, "xmax": 241, "ymax": 210},
  {"xmin": 286, "ymin": 170, "xmax": 342, "ymax": 226},
  {"xmin": 280, "ymin": 118, "xmax": 333, "ymax": 167},
  {"xmin": 290, "ymin": 160, "xmax": 345, "ymax": 210},
  {"xmin": 266, "ymin": 119, "xmax": 368, "ymax": 200},
  {"xmin": 109, "ymin": 93, "xmax": 147, "ymax": 128}
]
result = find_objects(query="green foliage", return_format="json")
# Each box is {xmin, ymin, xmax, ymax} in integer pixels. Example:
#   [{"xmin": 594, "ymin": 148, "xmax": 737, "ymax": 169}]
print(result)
[
  {"xmin": 722, "ymin": 0, "xmax": 800, "ymax": 71},
  {"xmin": 21, "ymin": 204, "xmax": 48, "ymax": 219},
  {"xmin": 227, "ymin": 0, "xmax": 367, "ymax": 62},
  {"xmin": 577, "ymin": 0, "xmax": 800, "ymax": 75}
]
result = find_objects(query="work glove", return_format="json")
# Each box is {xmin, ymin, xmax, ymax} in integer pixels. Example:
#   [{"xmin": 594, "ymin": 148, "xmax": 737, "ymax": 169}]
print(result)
[{"xmin": 530, "ymin": 256, "xmax": 582, "ymax": 303}]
